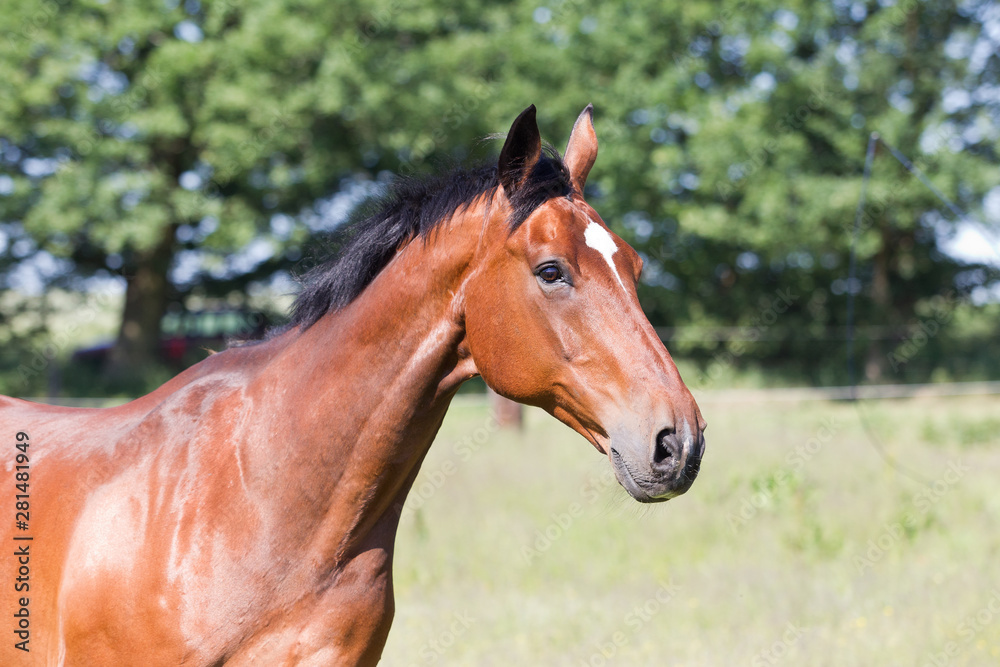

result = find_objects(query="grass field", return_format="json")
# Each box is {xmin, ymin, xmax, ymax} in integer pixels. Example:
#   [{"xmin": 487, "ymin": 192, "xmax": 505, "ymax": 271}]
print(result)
[{"xmin": 380, "ymin": 393, "xmax": 1000, "ymax": 666}]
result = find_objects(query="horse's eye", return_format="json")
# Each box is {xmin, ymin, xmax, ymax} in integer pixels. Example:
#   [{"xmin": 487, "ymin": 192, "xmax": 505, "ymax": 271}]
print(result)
[{"xmin": 538, "ymin": 265, "xmax": 562, "ymax": 284}]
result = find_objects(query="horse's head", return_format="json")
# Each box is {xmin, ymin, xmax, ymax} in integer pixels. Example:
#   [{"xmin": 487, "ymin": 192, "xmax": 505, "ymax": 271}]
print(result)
[{"xmin": 464, "ymin": 105, "xmax": 706, "ymax": 503}]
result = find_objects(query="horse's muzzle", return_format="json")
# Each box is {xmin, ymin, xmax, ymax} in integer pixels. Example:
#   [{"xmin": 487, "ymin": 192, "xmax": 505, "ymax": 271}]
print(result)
[{"xmin": 610, "ymin": 426, "xmax": 705, "ymax": 503}]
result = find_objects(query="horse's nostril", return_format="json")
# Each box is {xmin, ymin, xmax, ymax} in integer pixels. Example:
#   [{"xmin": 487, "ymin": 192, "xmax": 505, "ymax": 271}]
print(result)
[
  {"xmin": 653, "ymin": 428, "xmax": 676, "ymax": 466},
  {"xmin": 653, "ymin": 440, "xmax": 671, "ymax": 465}
]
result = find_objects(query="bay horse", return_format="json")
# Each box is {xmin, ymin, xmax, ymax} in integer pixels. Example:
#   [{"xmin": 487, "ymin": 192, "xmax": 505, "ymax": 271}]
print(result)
[{"xmin": 0, "ymin": 105, "xmax": 705, "ymax": 665}]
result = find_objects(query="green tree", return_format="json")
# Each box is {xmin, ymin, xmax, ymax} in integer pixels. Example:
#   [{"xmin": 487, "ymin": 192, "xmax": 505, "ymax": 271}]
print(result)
[{"xmin": 3, "ymin": 0, "xmax": 355, "ymax": 380}]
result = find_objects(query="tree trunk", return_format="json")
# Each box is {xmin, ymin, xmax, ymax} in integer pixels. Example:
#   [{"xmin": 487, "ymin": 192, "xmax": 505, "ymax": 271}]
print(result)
[
  {"xmin": 104, "ymin": 224, "xmax": 177, "ymax": 384},
  {"xmin": 488, "ymin": 387, "xmax": 523, "ymax": 430},
  {"xmin": 865, "ymin": 225, "xmax": 892, "ymax": 382}
]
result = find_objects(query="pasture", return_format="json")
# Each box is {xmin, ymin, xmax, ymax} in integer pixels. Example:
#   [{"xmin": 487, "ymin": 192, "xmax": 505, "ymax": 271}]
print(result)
[{"xmin": 383, "ymin": 393, "xmax": 1000, "ymax": 666}]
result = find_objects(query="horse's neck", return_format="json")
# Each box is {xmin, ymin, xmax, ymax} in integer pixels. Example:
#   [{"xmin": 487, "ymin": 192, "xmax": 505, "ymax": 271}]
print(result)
[{"xmin": 255, "ymin": 212, "xmax": 481, "ymax": 565}]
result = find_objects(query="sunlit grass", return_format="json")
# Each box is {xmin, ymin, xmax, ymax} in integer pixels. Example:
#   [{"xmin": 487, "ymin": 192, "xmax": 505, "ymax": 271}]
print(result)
[{"xmin": 382, "ymin": 394, "xmax": 1000, "ymax": 666}]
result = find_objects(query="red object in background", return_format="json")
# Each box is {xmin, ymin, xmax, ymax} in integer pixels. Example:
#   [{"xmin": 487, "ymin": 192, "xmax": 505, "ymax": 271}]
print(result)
[{"xmin": 163, "ymin": 337, "xmax": 187, "ymax": 361}]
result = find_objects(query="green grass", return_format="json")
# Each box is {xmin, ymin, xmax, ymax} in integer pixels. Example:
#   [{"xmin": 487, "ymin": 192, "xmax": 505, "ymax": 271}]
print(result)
[{"xmin": 381, "ymin": 394, "xmax": 1000, "ymax": 666}]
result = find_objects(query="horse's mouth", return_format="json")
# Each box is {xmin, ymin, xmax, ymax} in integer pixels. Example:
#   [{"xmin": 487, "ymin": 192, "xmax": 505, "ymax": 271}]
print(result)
[{"xmin": 610, "ymin": 448, "xmax": 674, "ymax": 504}]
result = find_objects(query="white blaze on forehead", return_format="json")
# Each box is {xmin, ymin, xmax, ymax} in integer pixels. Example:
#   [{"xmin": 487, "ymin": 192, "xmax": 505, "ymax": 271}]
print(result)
[{"xmin": 584, "ymin": 219, "xmax": 628, "ymax": 292}]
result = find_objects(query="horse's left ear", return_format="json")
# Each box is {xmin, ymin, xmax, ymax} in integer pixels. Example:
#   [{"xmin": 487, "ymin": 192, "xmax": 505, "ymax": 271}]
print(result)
[
  {"xmin": 564, "ymin": 104, "xmax": 598, "ymax": 193},
  {"xmin": 498, "ymin": 105, "xmax": 542, "ymax": 194}
]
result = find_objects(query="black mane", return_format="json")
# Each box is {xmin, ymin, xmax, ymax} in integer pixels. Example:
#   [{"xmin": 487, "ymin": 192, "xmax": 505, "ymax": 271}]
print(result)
[{"xmin": 289, "ymin": 150, "xmax": 571, "ymax": 329}]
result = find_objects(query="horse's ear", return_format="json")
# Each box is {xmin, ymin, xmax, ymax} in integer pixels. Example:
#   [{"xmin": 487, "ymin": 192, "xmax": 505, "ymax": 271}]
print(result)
[
  {"xmin": 498, "ymin": 105, "xmax": 542, "ymax": 194},
  {"xmin": 564, "ymin": 104, "xmax": 598, "ymax": 193}
]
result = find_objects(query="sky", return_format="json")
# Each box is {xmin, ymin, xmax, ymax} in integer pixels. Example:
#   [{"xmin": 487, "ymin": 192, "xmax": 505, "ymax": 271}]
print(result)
[{"xmin": 937, "ymin": 185, "xmax": 1000, "ymax": 268}]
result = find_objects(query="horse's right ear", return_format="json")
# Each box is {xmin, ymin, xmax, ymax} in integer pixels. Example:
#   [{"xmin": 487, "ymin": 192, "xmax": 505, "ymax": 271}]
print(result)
[
  {"xmin": 498, "ymin": 105, "xmax": 542, "ymax": 194},
  {"xmin": 564, "ymin": 104, "xmax": 597, "ymax": 193}
]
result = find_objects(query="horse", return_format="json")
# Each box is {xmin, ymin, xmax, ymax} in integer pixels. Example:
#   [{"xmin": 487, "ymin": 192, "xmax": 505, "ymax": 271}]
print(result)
[{"xmin": 0, "ymin": 105, "xmax": 705, "ymax": 666}]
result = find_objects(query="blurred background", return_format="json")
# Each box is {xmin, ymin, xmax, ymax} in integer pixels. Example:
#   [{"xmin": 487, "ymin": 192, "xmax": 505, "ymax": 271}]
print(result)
[
  {"xmin": 2, "ymin": 0, "xmax": 1000, "ymax": 664},
  {"xmin": 1, "ymin": 0, "xmax": 997, "ymax": 396}
]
